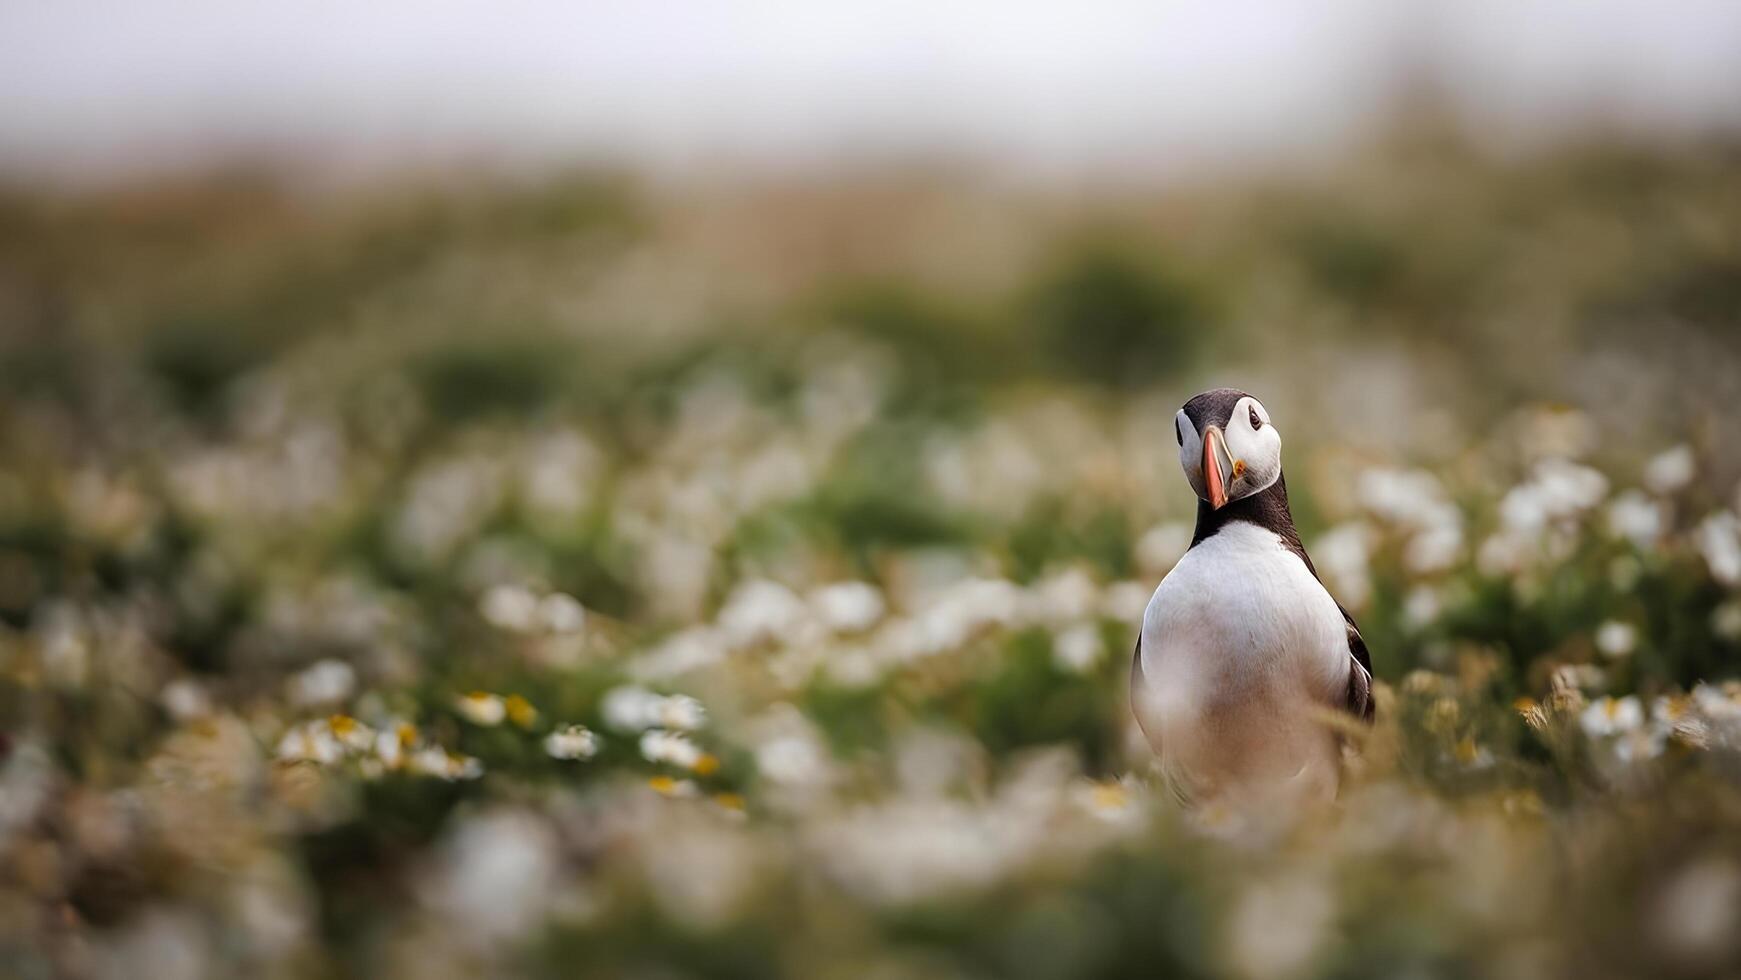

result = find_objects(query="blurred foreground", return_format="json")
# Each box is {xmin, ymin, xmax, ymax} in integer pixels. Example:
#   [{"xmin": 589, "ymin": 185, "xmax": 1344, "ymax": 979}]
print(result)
[{"xmin": 3, "ymin": 130, "xmax": 1741, "ymax": 978}]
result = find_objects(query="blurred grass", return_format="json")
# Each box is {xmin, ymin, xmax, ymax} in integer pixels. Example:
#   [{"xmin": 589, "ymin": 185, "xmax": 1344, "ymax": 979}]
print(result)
[{"xmin": 1, "ymin": 123, "xmax": 1740, "ymax": 979}]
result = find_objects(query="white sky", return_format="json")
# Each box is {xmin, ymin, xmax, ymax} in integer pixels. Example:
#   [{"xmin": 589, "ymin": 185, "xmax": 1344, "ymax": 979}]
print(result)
[{"xmin": 2, "ymin": 0, "xmax": 1739, "ymax": 181}]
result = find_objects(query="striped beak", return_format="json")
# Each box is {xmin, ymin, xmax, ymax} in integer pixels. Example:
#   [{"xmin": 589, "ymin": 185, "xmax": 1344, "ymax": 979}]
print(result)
[{"xmin": 1202, "ymin": 426, "xmax": 1232, "ymax": 510}]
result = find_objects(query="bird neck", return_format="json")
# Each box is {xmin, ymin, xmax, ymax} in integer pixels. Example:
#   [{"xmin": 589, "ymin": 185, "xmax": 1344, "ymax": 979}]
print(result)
[{"xmin": 1190, "ymin": 472, "xmax": 1315, "ymax": 574}]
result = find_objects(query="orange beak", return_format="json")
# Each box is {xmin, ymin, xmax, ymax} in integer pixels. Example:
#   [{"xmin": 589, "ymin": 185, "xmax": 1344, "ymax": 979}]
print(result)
[{"xmin": 1202, "ymin": 426, "xmax": 1231, "ymax": 510}]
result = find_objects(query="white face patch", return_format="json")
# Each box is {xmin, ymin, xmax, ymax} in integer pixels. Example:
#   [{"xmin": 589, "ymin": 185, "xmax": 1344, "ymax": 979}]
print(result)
[
  {"xmin": 1220, "ymin": 396, "xmax": 1282, "ymax": 502},
  {"xmin": 1176, "ymin": 396, "xmax": 1283, "ymax": 506}
]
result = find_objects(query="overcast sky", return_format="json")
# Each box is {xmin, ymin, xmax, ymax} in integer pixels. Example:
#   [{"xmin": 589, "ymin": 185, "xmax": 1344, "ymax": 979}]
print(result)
[{"xmin": 3, "ymin": 1, "xmax": 1739, "ymax": 182}]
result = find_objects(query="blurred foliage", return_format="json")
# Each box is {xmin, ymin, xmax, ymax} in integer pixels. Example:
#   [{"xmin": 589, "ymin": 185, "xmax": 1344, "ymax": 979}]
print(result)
[
  {"xmin": 1, "ymin": 126, "xmax": 1740, "ymax": 979},
  {"xmin": 1024, "ymin": 243, "xmax": 1212, "ymax": 388}
]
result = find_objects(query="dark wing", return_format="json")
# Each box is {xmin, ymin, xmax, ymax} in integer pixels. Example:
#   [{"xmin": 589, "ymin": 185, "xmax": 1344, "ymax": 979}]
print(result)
[{"xmin": 1340, "ymin": 603, "xmax": 1375, "ymax": 723}]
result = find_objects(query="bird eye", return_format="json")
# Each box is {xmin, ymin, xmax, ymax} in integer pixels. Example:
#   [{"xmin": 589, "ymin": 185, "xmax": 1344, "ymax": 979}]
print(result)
[
  {"xmin": 1249, "ymin": 406, "xmax": 1262, "ymax": 430},
  {"xmin": 1175, "ymin": 418, "xmax": 1183, "ymax": 446}
]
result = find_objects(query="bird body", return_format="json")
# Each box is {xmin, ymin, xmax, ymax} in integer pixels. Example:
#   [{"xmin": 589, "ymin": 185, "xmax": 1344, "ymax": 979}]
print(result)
[
  {"xmin": 1136, "ymin": 520, "xmax": 1350, "ymax": 804},
  {"xmin": 1131, "ymin": 388, "xmax": 1372, "ymax": 807}
]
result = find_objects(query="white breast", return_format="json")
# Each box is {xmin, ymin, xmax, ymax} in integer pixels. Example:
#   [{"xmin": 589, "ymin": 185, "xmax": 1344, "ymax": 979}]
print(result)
[{"xmin": 1133, "ymin": 521, "xmax": 1350, "ymax": 804}]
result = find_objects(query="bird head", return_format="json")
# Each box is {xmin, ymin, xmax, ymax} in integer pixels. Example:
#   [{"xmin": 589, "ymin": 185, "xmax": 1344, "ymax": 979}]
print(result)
[{"xmin": 1175, "ymin": 388, "xmax": 1283, "ymax": 510}]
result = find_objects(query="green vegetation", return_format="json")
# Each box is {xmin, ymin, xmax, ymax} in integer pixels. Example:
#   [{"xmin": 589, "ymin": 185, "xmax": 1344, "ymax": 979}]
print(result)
[{"xmin": 2, "ymin": 133, "xmax": 1740, "ymax": 978}]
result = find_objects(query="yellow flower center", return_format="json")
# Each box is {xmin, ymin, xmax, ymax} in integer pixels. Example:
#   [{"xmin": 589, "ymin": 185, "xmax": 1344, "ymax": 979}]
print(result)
[
  {"xmin": 1090, "ymin": 784, "xmax": 1128, "ymax": 810},
  {"xmin": 505, "ymin": 694, "xmax": 538, "ymax": 728}
]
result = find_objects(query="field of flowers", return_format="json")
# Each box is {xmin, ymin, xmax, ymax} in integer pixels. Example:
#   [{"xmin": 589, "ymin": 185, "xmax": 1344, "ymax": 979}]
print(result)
[{"xmin": 3, "ymin": 135, "xmax": 1741, "ymax": 978}]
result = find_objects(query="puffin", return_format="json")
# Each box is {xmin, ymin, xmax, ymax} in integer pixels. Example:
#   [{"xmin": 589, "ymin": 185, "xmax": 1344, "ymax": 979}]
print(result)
[{"xmin": 1131, "ymin": 387, "xmax": 1373, "ymax": 807}]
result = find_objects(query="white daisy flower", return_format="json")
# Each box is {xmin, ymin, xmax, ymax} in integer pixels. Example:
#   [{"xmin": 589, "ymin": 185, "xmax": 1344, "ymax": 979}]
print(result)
[
  {"xmin": 809, "ymin": 581, "xmax": 886, "ymax": 633},
  {"xmin": 717, "ymin": 579, "xmax": 808, "ymax": 648},
  {"xmin": 374, "ymin": 729, "xmax": 405, "ymax": 769},
  {"xmin": 538, "ymin": 592, "xmax": 587, "ymax": 634},
  {"xmin": 1606, "ymin": 490, "xmax": 1666, "ymax": 549},
  {"xmin": 1613, "ymin": 729, "xmax": 1668, "ymax": 763},
  {"xmin": 454, "ymin": 692, "xmax": 507, "ymax": 726},
  {"xmin": 1644, "ymin": 444, "xmax": 1696, "ymax": 495},
  {"xmin": 1403, "ymin": 586, "xmax": 1441, "ymax": 630},
  {"xmin": 288, "ymin": 658, "xmax": 356, "ymax": 708},
  {"xmin": 1313, "ymin": 523, "xmax": 1373, "ymax": 609},
  {"xmin": 1692, "ymin": 683, "xmax": 1741, "ymax": 725},
  {"xmin": 544, "ymin": 724, "xmax": 601, "ymax": 761},
  {"xmin": 276, "ymin": 722, "xmax": 343, "ymax": 765},
  {"xmin": 1051, "ymin": 623, "xmax": 1103, "ymax": 674},
  {"xmin": 1134, "ymin": 522, "xmax": 1192, "ymax": 575},
  {"xmin": 1698, "ymin": 512, "xmax": 1741, "ymax": 586},
  {"xmin": 656, "ymin": 694, "xmax": 707, "ymax": 732},
  {"xmin": 326, "ymin": 714, "xmax": 375, "ymax": 752},
  {"xmin": 410, "ymin": 746, "xmax": 484, "ymax": 781},
  {"xmin": 1581, "ymin": 695, "xmax": 1645, "ymax": 737},
  {"xmin": 602, "ymin": 686, "xmax": 663, "ymax": 732},
  {"xmin": 1405, "ymin": 522, "xmax": 1464, "ymax": 575},
  {"xmin": 479, "ymin": 584, "xmax": 541, "ymax": 633},
  {"xmin": 1099, "ymin": 580, "xmax": 1152, "ymax": 622},
  {"xmin": 640, "ymin": 729, "xmax": 703, "ymax": 769},
  {"xmin": 159, "ymin": 678, "xmax": 213, "ymax": 722},
  {"xmin": 1594, "ymin": 620, "xmax": 1638, "ymax": 659},
  {"xmin": 410, "ymin": 746, "xmax": 454, "ymax": 777}
]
